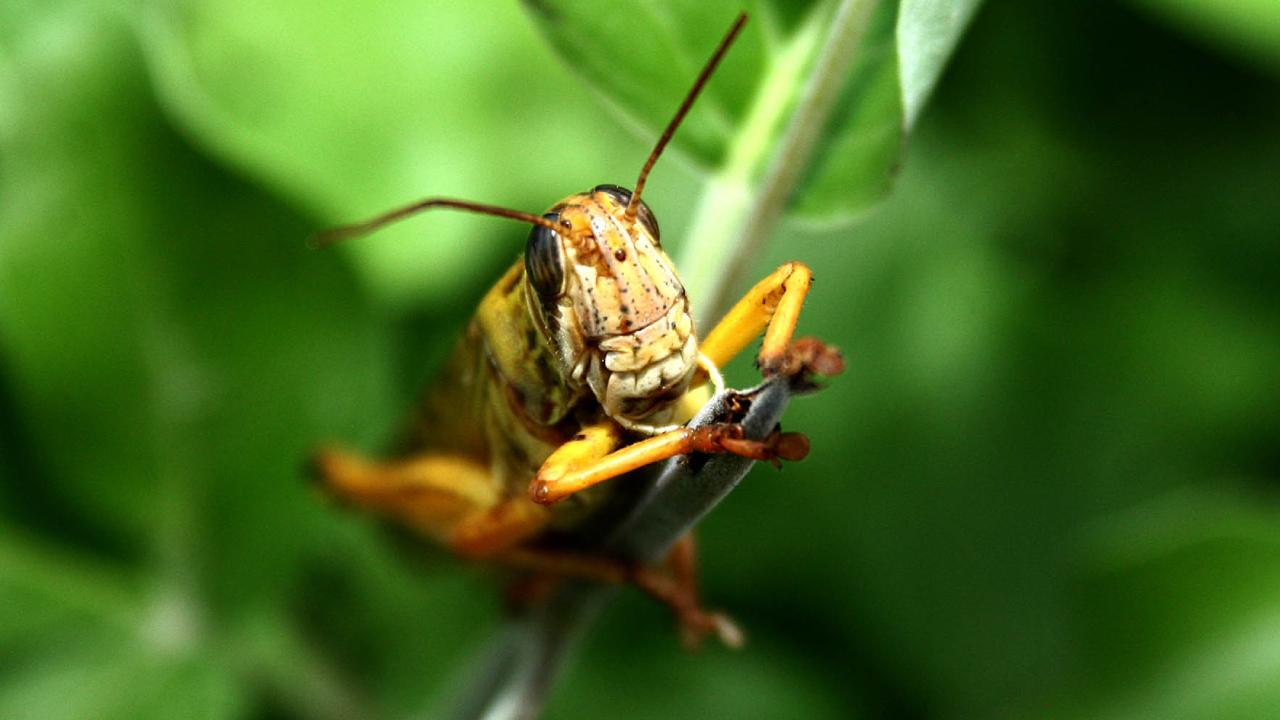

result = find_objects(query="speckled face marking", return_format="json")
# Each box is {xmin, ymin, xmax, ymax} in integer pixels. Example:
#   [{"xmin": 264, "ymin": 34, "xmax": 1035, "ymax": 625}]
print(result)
[
  {"xmin": 522, "ymin": 186, "xmax": 698, "ymax": 432},
  {"xmin": 566, "ymin": 188, "xmax": 678, "ymax": 338}
]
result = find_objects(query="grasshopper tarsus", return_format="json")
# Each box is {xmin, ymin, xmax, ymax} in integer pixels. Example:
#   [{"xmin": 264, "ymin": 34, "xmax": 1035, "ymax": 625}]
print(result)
[
  {"xmin": 759, "ymin": 337, "xmax": 846, "ymax": 398},
  {"xmin": 629, "ymin": 563, "xmax": 745, "ymax": 651}
]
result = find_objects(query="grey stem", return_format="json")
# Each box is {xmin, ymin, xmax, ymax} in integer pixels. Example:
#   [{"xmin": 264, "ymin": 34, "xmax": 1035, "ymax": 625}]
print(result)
[{"xmin": 696, "ymin": 0, "xmax": 881, "ymax": 321}]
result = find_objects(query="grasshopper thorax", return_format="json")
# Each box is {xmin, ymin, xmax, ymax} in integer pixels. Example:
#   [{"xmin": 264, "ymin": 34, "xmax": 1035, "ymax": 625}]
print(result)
[{"xmin": 524, "ymin": 185, "xmax": 697, "ymax": 433}]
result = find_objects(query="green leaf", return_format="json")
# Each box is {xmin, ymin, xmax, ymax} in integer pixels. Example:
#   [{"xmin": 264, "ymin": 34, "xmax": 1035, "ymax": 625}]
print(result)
[
  {"xmin": 1128, "ymin": 0, "xmax": 1280, "ymax": 72},
  {"xmin": 139, "ymin": 0, "xmax": 633, "ymax": 306},
  {"xmin": 550, "ymin": 628, "xmax": 853, "ymax": 719},
  {"xmin": 0, "ymin": 0, "xmax": 394, "ymax": 595},
  {"xmin": 139, "ymin": 0, "xmax": 979, "ymax": 308},
  {"xmin": 523, "ymin": 2, "xmax": 777, "ymax": 171},
  {"xmin": 0, "ymin": 529, "xmax": 139, "ymax": 649},
  {"xmin": 525, "ymin": 0, "xmax": 982, "ymax": 317},
  {"xmin": 897, "ymin": 0, "xmax": 983, "ymax": 128},
  {"xmin": 1, "ymin": 6, "xmax": 506, "ymax": 714},
  {"xmin": 0, "ymin": 4, "xmax": 177, "ymax": 540},
  {"xmin": 527, "ymin": 0, "xmax": 906, "ymax": 222},
  {"xmin": 1067, "ymin": 489, "xmax": 1280, "ymax": 719},
  {"xmin": 0, "ymin": 636, "xmax": 246, "ymax": 720}
]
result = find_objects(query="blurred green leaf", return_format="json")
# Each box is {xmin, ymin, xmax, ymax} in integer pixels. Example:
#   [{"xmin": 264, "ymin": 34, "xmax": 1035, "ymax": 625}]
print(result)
[
  {"xmin": 0, "ymin": 3, "xmax": 178, "ymax": 541},
  {"xmin": 139, "ymin": 0, "xmax": 632, "ymax": 306},
  {"xmin": 1066, "ymin": 489, "xmax": 1280, "ymax": 719},
  {"xmin": 897, "ymin": 0, "xmax": 982, "ymax": 127},
  {"xmin": 0, "ymin": 636, "xmax": 246, "ymax": 720},
  {"xmin": 0, "ymin": 529, "xmax": 139, "ymax": 649},
  {"xmin": 0, "ymin": 3, "xmax": 405, "ymax": 715},
  {"xmin": 549, "ymin": 628, "xmax": 855, "ymax": 719},
  {"xmin": 0, "ymin": 0, "xmax": 394, "ymax": 599},
  {"xmin": 1129, "ymin": 0, "xmax": 1280, "ymax": 72}
]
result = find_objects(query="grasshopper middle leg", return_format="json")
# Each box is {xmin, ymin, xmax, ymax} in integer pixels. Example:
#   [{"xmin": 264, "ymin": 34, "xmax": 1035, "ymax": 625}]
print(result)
[{"xmin": 496, "ymin": 540, "xmax": 742, "ymax": 648}]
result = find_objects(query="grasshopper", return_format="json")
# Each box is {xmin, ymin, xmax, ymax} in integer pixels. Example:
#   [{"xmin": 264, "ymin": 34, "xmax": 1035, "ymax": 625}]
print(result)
[{"xmin": 310, "ymin": 13, "xmax": 842, "ymax": 647}]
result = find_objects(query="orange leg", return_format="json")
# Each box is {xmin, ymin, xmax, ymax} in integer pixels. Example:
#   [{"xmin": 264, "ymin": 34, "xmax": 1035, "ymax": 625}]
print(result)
[
  {"xmin": 663, "ymin": 533, "xmax": 738, "ymax": 648},
  {"xmin": 312, "ymin": 446, "xmax": 736, "ymax": 644},
  {"xmin": 699, "ymin": 261, "xmax": 843, "ymax": 377},
  {"xmin": 311, "ymin": 446, "xmax": 554, "ymax": 557},
  {"xmin": 448, "ymin": 498, "xmax": 551, "ymax": 558},
  {"xmin": 496, "ymin": 545, "xmax": 742, "ymax": 648},
  {"xmin": 311, "ymin": 447, "xmax": 501, "ymax": 543},
  {"xmin": 530, "ymin": 421, "xmax": 810, "ymax": 505}
]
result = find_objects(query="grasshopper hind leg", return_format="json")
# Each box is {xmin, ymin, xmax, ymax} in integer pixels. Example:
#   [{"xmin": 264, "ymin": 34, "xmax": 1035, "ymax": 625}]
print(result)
[
  {"xmin": 309, "ymin": 447, "xmax": 511, "ymax": 545},
  {"xmin": 310, "ymin": 445, "xmax": 740, "ymax": 647}
]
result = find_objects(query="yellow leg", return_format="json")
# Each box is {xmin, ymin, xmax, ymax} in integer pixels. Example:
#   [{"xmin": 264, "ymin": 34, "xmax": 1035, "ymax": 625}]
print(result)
[
  {"xmin": 700, "ymin": 261, "xmax": 842, "ymax": 377},
  {"xmin": 448, "ymin": 497, "xmax": 552, "ymax": 558},
  {"xmin": 700, "ymin": 261, "xmax": 810, "ymax": 372},
  {"xmin": 530, "ymin": 422, "xmax": 809, "ymax": 504},
  {"xmin": 311, "ymin": 447, "xmax": 500, "ymax": 542},
  {"xmin": 543, "ymin": 420, "xmax": 627, "ymax": 473},
  {"xmin": 313, "ymin": 447, "xmax": 740, "ymax": 646},
  {"xmin": 446, "ymin": 420, "xmax": 629, "ymax": 554},
  {"xmin": 312, "ymin": 447, "xmax": 553, "ymax": 557},
  {"xmin": 526, "ymin": 418, "xmax": 622, "ymax": 503}
]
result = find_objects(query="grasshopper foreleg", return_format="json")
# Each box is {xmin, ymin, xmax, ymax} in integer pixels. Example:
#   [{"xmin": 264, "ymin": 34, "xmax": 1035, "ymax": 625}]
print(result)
[
  {"xmin": 530, "ymin": 421, "xmax": 808, "ymax": 505},
  {"xmin": 699, "ymin": 261, "xmax": 845, "ymax": 379}
]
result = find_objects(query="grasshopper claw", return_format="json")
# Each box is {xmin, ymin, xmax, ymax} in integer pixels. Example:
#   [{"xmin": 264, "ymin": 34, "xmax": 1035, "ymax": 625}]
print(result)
[
  {"xmin": 714, "ymin": 427, "xmax": 810, "ymax": 465},
  {"xmin": 760, "ymin": 336, "xmax": 845, "ymax": 380},
  {"xmin": 677, "ymin": 607, "xmax": 745, "ymax": 651},
  {"xmin": 711, "ymin": 613, "xmax": 746, "ymax": 649},
  {"xmin": 792, "ymin": 336, "xmax": 846, "ymax": 377}
]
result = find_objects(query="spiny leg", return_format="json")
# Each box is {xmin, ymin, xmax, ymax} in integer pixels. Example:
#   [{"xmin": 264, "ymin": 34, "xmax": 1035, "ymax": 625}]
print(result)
[
  {"xmin": 496, "ymin": 545, "xmax": 742, "ymax": 648},
  {"xmin": 530, "ymin": 422, "xmax": 810, "ymax": 505},
  {"xmin": 664, "ymin": 533, "xmax": 741, "ymax": 648},
  {"xmin": 699, "ymin": 261, "xmax": 844, "ymax": 378}
]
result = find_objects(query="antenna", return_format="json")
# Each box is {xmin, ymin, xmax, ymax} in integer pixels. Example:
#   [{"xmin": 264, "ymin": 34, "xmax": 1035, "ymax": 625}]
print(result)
[
  {"xmin": 309, "ymin": 198, "xmax": 559, "ymax": 249},
  {"xmin": 625, "ymin": 12, "xmax": 748, "ymax": 222}
]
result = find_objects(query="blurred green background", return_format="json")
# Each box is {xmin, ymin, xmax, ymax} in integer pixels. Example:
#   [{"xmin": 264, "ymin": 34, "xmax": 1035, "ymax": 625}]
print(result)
[{"xmin": 2, "ymin": 0, "xmax": 1280, "ymax": 718}]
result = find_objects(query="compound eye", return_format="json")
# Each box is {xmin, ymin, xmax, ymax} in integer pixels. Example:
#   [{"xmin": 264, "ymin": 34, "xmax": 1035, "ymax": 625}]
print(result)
[
  {"xmin": 592, "ymin": 183, "xmax": 631, "ymax": 205},
  {"xmin": 592, "ymin": 184, "xmax": 660, "ymax": 244},
  {"xmin": 525, "ymin": 213, "xmax": 565, "ymax": 300}
]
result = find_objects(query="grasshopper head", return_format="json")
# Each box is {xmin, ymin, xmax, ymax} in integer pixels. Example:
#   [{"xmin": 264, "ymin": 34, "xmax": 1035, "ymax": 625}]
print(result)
[
  {"xmin": 524, "ymin": 185, "xmax": 698, "ymax": 433},
  {"xmin": 310, "ymin": 14, "xmax": 747, "ymax": 435}
]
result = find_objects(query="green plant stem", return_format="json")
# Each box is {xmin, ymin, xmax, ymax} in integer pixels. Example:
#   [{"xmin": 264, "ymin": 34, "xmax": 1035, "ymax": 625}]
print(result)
[{"xmin": 680, "ymin": 0, "xmax": 882, "ymax": 326}]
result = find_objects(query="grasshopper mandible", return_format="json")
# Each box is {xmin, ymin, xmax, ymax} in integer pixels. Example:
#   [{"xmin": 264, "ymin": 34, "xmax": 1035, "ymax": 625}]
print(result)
[{"xmin": 310, "ymin": 13, "xmax": 842, "ymax": 647}]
